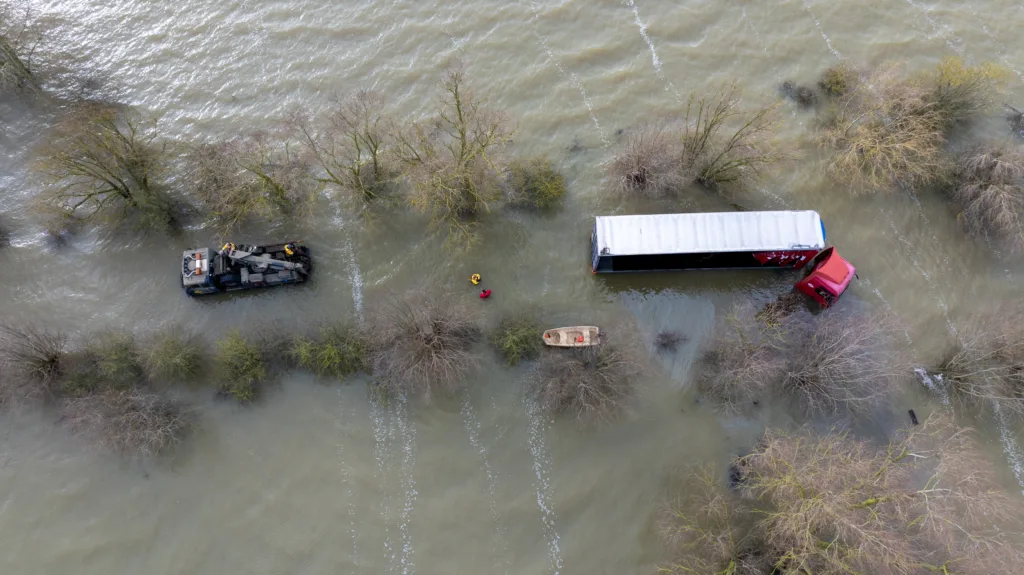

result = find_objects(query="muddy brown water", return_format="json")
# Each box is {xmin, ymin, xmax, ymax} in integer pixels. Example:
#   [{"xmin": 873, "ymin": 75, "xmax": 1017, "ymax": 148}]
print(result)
[{"xmin": 2, "ymin": 0, "xmax": 1024, "ymax": 573}]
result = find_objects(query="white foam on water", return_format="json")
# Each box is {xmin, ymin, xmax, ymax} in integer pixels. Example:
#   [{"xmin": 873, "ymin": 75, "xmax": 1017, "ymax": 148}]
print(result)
[
  {"xmin": 992, "ymin": 400, "xmax": 1024, "ymax": 495},
  {"xmin": 914, "ymin": 368, "xmax": 949, "ymax": 406},
  {"xmin": 332, "ymin": 205, "xmax": 366, "ymax": 323},
  {"xmin": 524, "ymin": 398, "xmax": 564, "ymax": 574},
  {"xmin": 370, "ymin": 398, "xmax": 399, "ymax": 572},
  {"xmin": 461, "ymin": 394, "xmax": 510, "ymax": 573},
  {"xmin": 392, "ymin": 395, "xmax": 418, "ymax": 575},
  {"xmin": 802, "ymin": 0, "xmax": 842, "ymax": 60},
  {"xmin": 902, "ymin": 0, "xmax": 966, "ymax": 55},
  {"xmin": 336, "ymin": 390, "xmax": 360, "ymax": 561},
  {"xmin": 624, "ymin": 1, "xmax": 661, "ymax": 75},
  {"xmin": 527, "ymin": 1, "xmax": 609, "ymax": 146}
]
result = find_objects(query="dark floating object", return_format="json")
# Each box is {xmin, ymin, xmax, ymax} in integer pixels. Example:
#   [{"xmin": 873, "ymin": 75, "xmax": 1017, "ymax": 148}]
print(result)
[
  {"xmin": 728, "ymin": 463, "xmax": 744, "ymax": 488},
  {"xmin": 779, "ymin": 80, "xmax": 818, "ymax": 108},
  {"xmin": 1006, "ymin": 104, "xmax": 1023, "ymax": 138},
  {"xmin": 654, "ymin": 330, "xmax": 687, "ymax": 353},
  {"xmin": 908, "ymin": 409, "xmax": 919, "ymax": 425}
]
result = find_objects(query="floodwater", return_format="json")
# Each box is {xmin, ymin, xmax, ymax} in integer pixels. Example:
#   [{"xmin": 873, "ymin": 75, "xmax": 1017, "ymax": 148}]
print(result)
[{"xmin": 2, "ymin": 0, "xmax": 1024, "ymax": 572}]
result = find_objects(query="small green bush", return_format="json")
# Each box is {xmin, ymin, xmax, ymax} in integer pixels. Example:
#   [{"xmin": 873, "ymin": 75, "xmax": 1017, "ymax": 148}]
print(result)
[
  {"xmin": 215, "ymin": 331, "xmax": 265, "ymax": 402},
  {"xmin": 931, "ymin": 57, "xmax": 1008, "ymax": 129},
  {"xmin": 88, "ymin": 331, "xmax": 143, "ymax": 390},
  {"xmin": 290, "ymin": 324, "xmax": 367, "ymax": 379},
  {"xmin": 490, "ymin": 315, "xmax": 543, "ymax": 365},
  {"xmin": 505, "ymin": 157, "xmax": 566, "ymax": 210},
  {"xmin": 818, "ymin": 63, "xmax": 858, "ymax": 97},
  {"xmin": 141, "ymin": 327, "xmax": 204, "ymax": 383}
]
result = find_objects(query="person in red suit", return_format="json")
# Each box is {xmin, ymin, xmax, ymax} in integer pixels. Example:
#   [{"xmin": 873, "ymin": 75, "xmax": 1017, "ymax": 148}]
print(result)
[{"xmin": 479, "ymin": 289, "xmax": 492, "ymax": 299}]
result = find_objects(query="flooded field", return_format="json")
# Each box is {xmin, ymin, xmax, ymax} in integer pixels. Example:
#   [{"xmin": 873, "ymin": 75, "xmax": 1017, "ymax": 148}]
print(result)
[{"xmin": 2, "ymin": 0, "xmax": 1024, "ymax": 573}]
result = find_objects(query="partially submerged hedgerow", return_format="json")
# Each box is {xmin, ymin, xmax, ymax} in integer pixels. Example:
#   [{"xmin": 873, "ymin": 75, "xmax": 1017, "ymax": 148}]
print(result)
[
  {"xmin": 214, "ymin": 331, "xmax": 266, "ymax": 402},
  {"xmin": 290, "ymin": 324, "xmax": 368, "ymax": 380},
  {"xmin": 140, "ymin": 326, "xmax": 205, "ymax": 384}
]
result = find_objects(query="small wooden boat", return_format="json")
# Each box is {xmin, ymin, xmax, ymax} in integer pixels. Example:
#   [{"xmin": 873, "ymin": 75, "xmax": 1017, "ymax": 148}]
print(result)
[{"xmin": 543, "ymin": 326, "xmax": 600, "ymax": 347}]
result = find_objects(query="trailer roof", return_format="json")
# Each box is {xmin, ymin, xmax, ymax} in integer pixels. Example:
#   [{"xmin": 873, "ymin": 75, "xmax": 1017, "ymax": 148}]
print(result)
[{"xmin": 594, "ymin": 211, "xmax": 825, "ymax": 256}]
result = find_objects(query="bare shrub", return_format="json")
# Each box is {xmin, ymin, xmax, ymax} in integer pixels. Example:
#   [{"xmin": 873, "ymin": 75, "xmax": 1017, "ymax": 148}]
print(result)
[
  {"xmin": 610, "ymin": 123, "xmax": 683, "ymax": 197},
  {"xmin": 530, "ymin": 345, "xmax": 639, "ymax": 422},
  {"xmin": 394, "ymin": 62, "xmax": 514, "ymax": 248},
  {"xmin": 940, "ymin": 307, "xmax": 1024, "ymax": 418},
  {"xmin": 951, "ymin": 143, "xmax": 1024, "ymax": 252},
  {"xmin": 60, "ymin": 389, "xmax": 193, "ymax": 458},
  {"xmin": 821, "ymin": 64, "xmax": 949, "ymax": 193},
  {"xmin": 140, "ymin": 326, "xmax": 204, "ymax": 384},
  {"xmin": 780, "ymin": 312, "xmax": 910, "ymax": 414},
  {"xmin": 696, "ymin": 302, "xmax": 909, "ymax": 414},
  {"xmin": 291, "ymin": 90, "xmax": 393, "ymax": 204},
  {"xmin": 660, "ymin": 418, "xmax": 1024, "ymax": 575},
  {"xmin": 611, "ymin": 85, "xmax": 783, "ymax": 196},
  {"xmin": 189, "ymin": 131, "xmax": 319, "ymax": 232},
  {"xmin": 0, "ymin": 324, "xmax": 67, "ymax": 402},
  {"xmin": 504, "ymin": 156, "xmax": 566, "ymax": 210},
  {"xmin": 368, "ymin": 289, "xmax": 480, "ymax": 400},
  {"xmin": 681, "ymin": 84, "xmax": 784, "ymax": 188},
  {"xmin": 34, "ymin": 103, "xmax": 173, "ymax": 229},
  {"xmin": 694, "ymin": 302, "xmax": 786, "ymax": 410}
]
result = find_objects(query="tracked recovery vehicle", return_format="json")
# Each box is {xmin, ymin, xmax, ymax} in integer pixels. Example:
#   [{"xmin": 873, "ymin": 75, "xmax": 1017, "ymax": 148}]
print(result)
[{"xmin": 181, "ymin": 241, "xmax": 312, "ymax": 296}]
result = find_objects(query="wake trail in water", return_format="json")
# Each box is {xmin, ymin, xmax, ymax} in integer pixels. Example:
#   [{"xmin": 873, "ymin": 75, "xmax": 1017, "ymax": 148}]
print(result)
[
  {"xmin": 395, "ymin": 396, "xmax": 418, "ymax": 575},
  {"xmin": 525, "ymin": 398, "xmax": 563, "ymax": 574},
  {"xmin": 802, "ymin": 0, "xmax": 842, "ymax": 60},
  {"xmin": 336, "ymin": 390, "xmax": 360, "ymax": 562},
  {"xmin": 370, "ymin": 399, "xmax": 399, "ymax": 573},
  {"xmin": 462, "ymin": 394, "xmax": 511, "ymax": 573},
  {"xmin": 527, "ymin": 1, "xmax": 609, "ymax": 145}
]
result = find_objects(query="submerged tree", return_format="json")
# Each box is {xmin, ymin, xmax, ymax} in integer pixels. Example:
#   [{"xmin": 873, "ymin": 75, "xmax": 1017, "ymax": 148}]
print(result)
[
  {"xmin": 951, "ymin": 142, "xmax": 1024, "ymax": 253},
  {"xmin": 819, "ymin": 59, "xmax": 1008, "ymax": 194},
  {"xmin": 394, "ymin": 62, "xmax": 514, "ymax": 247},
  {"xmin": 940, "ymin": 306, "xmax": 1024, "ymax": 419},
  {"xmin": 35, "ymin": 103, "xmax": 173, "ymax": 229},
  {"xmin": 292, "ymin": 90, "xmax": 393, "ymax": 205},
  {"xmin": 189, "ymin": 131, "xmax": 318, "ymax": 232},
  {"xmin": 612, "ymin": 84, "xmax": 783, "ymax": 197},
  {"xmin": 0, "ymin": 2, "xmax": 42, "ymax": 96},
  {"xmin": 368, "ymin": 288, "xmax": 480, "ymax": 400},
  {"xmin": 695, "ymin": 302, "xmax": 910, "ymax": 415},
  {"xmin": 660, "ymin": 417, "xmax": 1024, "ymax": 575}
]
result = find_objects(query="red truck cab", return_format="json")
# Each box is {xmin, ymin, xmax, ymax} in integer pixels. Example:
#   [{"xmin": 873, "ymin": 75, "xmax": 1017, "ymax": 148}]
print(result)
[{"xmin": 794, "ymin": 247, "xmax": 856, "ymax": 308}]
